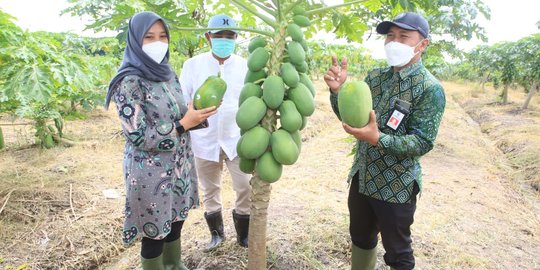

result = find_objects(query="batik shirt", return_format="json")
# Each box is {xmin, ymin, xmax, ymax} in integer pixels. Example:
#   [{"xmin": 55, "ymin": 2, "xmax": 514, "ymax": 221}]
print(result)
[
  {"xmin": 114, "ymin": 75, "xmax": 199, "ymax": 245},
  {"xmin": 330, "ymin": 61, "xmax": 446, "ymax": 203}
]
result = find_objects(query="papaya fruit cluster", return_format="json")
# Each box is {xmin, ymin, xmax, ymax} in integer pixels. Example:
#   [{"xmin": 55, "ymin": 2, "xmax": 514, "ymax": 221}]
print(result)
[{"xmin": 236, "ymin": 7, "xmax": 315, "ymax": 183}]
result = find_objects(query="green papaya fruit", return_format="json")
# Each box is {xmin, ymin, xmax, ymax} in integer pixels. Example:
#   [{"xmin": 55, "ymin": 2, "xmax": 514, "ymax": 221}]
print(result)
[
  {"xmin": 239, "ymin": 126, "xmax": 270, "ymax": 159},
  {"xmin": 248, "ymin": 36, "xmax": 267, "ymax": 53},
  {"xmin": 300, "ymin": 116, "xmax": 308, "ymax": 130},
  {"xmin": 287, "ymin": 23, "xmax": 304, "ymax": 42},
  {"xmin": 236, "ymin": 96, "xmax": 267, "ymax": 130},
  {"xmin": 239, "ymin": 83, "xmax": 263, "ymax": 106},
  {"xmin": 299, "ymin": 73, "xmax": 315, "ymax": 97},
  {"xmin": 278, "ymin": 100, "xmax": 302, "ymax": 132},
  {"xmin": 295, "ymin": 61, "xmax": 308, "ymax": 73},
  {"xmin": 292, "ymin": 6, "xmax": 305, "ymax": 16},
  {"xmin": 270, "ymin": 129, "xmax": 299, "ymax": 165},
  {"xmin": 247, "ymin": 47, "xmax": 270, "ymax": 72},
  {"xmin": 338, "ymin": 81, "xmax": 373, "ymax": 128},
  {"xmin": 245, "ymin": 69, "xmax": 268, "ymax": 84},
  {"xmin": 237, "ymin": 135, "xmax": 246, "ymax": 158},
  {"xmin": 256, "ymin": 151, "xmax": 282, "ymax": 183},
  {"xmin": 288, "ymin": 83, "xmax": 315, "ymax": 116},
  {"xmin": 262, "ymin": 75, "xmax": 285, "ymax": 109},
  {"xmin": 287, "ymin": 41, "xmax": 305, "ymax": 66},
  {"xmin": 290, "ymin": 130, "xmax": 302, "ymax": 151},
  {"xmin": 300, "ymin": 39, "xmax": 309, "ymax": 52},
  {"xmin": 239, "ymin": 157, "xmax": 256, "ymax": 174},
  {"xmin": 193, "ymin": 75, "xmax": 227, "ymax": 109},
  {"xmin": 293, "ymin": 15, "xmax": 311, "ymax": 27},
  {"xmin": 280, "ymin": 63, "xmax": 300, "ymax": 88}
]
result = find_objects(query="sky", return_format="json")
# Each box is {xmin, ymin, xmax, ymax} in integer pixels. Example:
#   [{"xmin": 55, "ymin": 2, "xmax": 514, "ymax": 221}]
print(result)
[{"xmin": 0, "ymin": 0, "xmax": 538, "ymax": 59}]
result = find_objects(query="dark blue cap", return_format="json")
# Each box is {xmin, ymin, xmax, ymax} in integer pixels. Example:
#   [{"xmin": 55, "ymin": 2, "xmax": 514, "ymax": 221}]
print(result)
[{"xmin": 376, "ymin": 12, "xmax": 429, "ymax": 38}]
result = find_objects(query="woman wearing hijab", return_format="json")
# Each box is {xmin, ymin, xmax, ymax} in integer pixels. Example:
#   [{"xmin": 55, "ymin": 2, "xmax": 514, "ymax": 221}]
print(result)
[{"xmin": 106, "ymin": 11, "xmax": 216, "ymax": 269}]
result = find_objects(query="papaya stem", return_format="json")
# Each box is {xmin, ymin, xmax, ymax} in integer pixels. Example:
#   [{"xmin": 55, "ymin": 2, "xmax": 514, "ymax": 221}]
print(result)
[
  {"xmin": 305, "ymin": 0, "xmax": 367, "ymax": 16},
  {"xmin": 230, "ymin": 0, "xmax": 278, "ymax": 28},
  {"xmin": 250, "ymin": 0, "xmax": 277, "ymax": 17},
  {"xmin": 276, "ymin": 0, "xmax": 282, "ymax": 22},
  {"xmin": 283, "ymin": 0, "xmax": 304, "ymax": 15},
  {"xmin": 173, "ymin": 26, "xmax": 273, "ymax": 37}
]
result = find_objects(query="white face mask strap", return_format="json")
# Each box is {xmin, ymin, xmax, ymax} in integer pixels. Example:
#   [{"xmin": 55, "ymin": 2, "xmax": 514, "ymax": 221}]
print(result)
[{"xmin": 413, "ymin": 38, "xmax": 426, "ymax": 54}]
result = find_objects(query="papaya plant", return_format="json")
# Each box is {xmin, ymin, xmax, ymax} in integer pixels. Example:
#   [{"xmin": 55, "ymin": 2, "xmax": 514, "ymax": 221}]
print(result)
[
  {"xmin": 0, "ymin": 10, "xmax": 114, "ymax": 148},
  {"xmin": 452, "ymin": 32, "xmax": 540, "ymax": 107},
  {"xmin": 176, "ymin": 0, "xmax": 368, "ymax": 268},
  {"xmin": 515, "ymin": 34, "xmax": 540, "ymax": 109}
]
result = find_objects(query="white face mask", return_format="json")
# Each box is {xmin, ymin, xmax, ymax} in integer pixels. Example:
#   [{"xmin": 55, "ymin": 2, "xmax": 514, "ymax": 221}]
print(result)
[
  {"xmin": 142, "ymin": 41, "xmax": 168, "ymax": 63},
  {"xmin": 384, "ymin": 39, "xmax": 425, "ymax": 67}
]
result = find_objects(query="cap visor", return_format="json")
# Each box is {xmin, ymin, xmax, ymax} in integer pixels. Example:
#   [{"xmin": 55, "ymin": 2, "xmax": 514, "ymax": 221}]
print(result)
[
  {"xmin": 376, "ymin": 21, "xmax": 417, "ymax": 34},
  {"xmin": 209, "ymin": 29, "xmax": 237, "ymax": 34}
]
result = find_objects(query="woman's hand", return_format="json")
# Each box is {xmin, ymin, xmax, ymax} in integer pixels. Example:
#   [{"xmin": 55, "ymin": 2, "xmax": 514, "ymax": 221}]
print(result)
[
  {"xmin": 342, "ymin": 111, "xmax": 380, "ymax": 146},
  {"xmin": 324, "ymin": 55, "xmax": 348, "ymax": 94},
  {"xmin": 179, "ymin": 102, "xmax": 217, "ymax": 130}
]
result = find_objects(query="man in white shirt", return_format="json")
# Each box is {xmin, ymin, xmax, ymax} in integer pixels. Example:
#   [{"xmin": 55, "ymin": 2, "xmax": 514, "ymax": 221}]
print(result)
[{"xmin": 179, "ymin": 14, "xmax": 250, "ymax": 251}]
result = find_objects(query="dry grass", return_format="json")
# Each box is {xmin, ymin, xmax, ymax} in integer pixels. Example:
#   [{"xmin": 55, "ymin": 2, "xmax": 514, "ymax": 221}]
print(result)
[
  {"xmin": 1, "ymin": 79, "xmax": 539, "ymax": 270},
  {"xmin": 449, "ymin": 81, "xmax": 540, "ymax": 191}
]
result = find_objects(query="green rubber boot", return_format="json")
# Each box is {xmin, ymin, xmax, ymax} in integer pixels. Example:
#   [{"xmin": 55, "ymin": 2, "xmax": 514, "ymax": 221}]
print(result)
[
  {"xmin": 351, "ymin": 244, "xmax": 377, "ymax": 270},
  {"xmin": 141, "ymin": 254, "xmax": 165, "ymax": 270},
  {"xmin": 163, "ymin": 238, "xmax": 189, "ymax": 270}
]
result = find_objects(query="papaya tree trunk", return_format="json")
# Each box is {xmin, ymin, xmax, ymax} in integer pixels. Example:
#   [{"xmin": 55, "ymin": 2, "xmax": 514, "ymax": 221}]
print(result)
[
  {"xmin": 0, "ymin": 126, "xmax": 4, "ymax": 149},
  {"xmin": 480, "ymin": 72, "xmax": 489, "ymax": 92},
  {"xmin": 523, "ymin": 82, "xmax": 538, "ymax": 109},
  {"xmin": 248, "ymin": 176, "xmax": 272, "ymax": 269},
  {"xmin": 502, "ymin": 84, "xmax": 509, "ymax": 104}
]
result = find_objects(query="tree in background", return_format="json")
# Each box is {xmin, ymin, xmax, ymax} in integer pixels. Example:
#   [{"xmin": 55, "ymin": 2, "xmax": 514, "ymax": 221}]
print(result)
[
  {"xmin": 63, "ymin": 0, "xmax": 490, "ymax": 72},
  {"xmin": 515, "ymin": 34, "xmax": 540, "ymax": 109},
  {"xmin": 444, "ymin": 32, "xmax": 539, "ymax": 108},
  {"xmin": 0, "ymin": 9, "xmax": 118, "ymax": 148}
]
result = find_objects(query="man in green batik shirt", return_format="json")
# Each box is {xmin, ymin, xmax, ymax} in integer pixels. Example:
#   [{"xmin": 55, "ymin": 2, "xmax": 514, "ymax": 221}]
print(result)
[{"xmin": 324, "ymin": 12, "xmax": 446, "ymax": 270}]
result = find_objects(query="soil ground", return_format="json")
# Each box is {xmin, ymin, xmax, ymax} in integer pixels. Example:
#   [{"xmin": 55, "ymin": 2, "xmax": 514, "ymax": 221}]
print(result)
[{"xmin": 0, "ymin": 80, "xmax": 539, "ymax": 270}]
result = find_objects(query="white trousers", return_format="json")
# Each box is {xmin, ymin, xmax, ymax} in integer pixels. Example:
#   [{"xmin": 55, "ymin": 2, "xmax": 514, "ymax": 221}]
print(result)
[{"xmin": 195, "ymin": 150, "xmax": 251, "ymax": 215}]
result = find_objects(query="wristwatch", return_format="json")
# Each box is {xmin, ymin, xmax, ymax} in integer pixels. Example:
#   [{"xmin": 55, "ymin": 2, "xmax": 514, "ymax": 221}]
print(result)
[{"xmin": 174, "ymin": 120, "xmax": 186, "ymax": 135}]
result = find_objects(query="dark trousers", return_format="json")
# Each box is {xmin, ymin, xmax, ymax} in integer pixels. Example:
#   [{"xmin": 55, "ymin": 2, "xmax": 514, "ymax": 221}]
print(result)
[{"xmin": 348, "ymin": 174, "xmax": 418, "ymax": 270}]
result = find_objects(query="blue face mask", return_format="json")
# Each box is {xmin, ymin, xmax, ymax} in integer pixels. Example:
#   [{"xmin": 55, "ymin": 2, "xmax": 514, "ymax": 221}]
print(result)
[{"xmin": 211, "ymin": 38, "xmax": 236, "ymax": 58}]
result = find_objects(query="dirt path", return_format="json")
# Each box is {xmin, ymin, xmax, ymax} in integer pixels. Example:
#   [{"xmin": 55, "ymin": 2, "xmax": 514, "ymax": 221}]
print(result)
[{"xmin": 413, "ymin": 86, "xmax": 540, "ymax": 269}]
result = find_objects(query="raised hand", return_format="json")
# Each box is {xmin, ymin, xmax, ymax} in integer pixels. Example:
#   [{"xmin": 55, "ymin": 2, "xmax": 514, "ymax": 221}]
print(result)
[{"xmin": 324, "ymin": 55, "xmax": 348, "ymax": 93}]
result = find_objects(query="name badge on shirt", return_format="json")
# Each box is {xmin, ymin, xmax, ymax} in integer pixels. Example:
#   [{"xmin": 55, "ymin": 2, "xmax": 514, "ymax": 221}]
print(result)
[{"xmin": 386, "ymin": 99, "xmax": 411, "ymax": 131}]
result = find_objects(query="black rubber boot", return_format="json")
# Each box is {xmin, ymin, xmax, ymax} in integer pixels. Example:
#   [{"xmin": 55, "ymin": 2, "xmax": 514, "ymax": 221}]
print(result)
[
  {"xmin": 232, "ymin": 209, "xmax": 249, "ymax": 247},
  {"xmin": 204, "ymin": 211, "xmax": 225, "ymax": 252}
]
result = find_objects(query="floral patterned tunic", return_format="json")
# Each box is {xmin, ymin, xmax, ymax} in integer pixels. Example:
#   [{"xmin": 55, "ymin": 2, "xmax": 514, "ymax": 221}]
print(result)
[{"xmin": 113, "ymin": 75, "xmax": 199, "ymax": 245}]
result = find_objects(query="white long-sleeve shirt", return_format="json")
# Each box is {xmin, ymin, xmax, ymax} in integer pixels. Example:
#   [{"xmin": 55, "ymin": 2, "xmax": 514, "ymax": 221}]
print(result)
[{"xmin": 179, "ymin": 52, "xmax": 247, "ymax": 162}]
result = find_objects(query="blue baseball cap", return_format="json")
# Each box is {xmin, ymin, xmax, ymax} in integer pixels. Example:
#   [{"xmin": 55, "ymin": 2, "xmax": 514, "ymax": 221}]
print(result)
[
  {"xmin": 376, "ymin": 12, "xmax": 429, "ymax": 38},
  {"xmin": 207, "ymin": 14, "xmax": 237, "ymax": 33}
]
